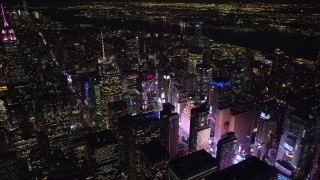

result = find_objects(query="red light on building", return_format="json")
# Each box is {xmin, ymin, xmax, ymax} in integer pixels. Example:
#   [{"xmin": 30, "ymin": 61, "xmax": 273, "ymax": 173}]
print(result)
[
  {"xmin": 136, "ymin": 73, "xmax": 140, "ymax": 78},
  {"xmin": 147, "ymin": 74, "xmax": 153, "ymax": 79}
]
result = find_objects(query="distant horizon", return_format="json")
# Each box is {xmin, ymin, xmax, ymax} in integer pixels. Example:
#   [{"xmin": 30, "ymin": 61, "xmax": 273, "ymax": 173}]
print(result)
[{"xmin": 1, "ymin": 0, "xmax": 319, "ymax": 6}]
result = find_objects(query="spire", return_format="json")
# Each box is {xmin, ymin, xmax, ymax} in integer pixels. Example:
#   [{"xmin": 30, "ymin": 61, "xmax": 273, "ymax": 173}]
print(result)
[
  {"xmin": 1, "ymin": 4, "xmax": 9, "ymax": 28},
  {"xmin": 23, "ymin": 0, "xmax": 28, "ymax": 13},
  {"xmin": 100, "ymin": 31, "xmax": 107, "ymax": 64}
]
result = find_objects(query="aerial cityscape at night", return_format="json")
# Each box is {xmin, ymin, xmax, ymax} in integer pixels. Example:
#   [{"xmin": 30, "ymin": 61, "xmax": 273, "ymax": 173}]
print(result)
[{"xmin": 0, "ymin": 0, "xmax": 319, "ymax": 179}]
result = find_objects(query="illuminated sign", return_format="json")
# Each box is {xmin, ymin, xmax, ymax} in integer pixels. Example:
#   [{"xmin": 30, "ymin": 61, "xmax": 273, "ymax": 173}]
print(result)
[
  {"xmin": 260, "ymin": 112, "xmax": 271, "ymax": 120},
  {"xmin": 146, "ymin": 113, "xmax": 158, "ymax": 119},
  {"xmin": 0, "ymin": 86, "xmax": 7, "ymax": 91},
  {"xmin": 284, "ymin": 143, "xmax": 293, "ymax": 152},
  {"xmin": 210, "ymin": 79, "xmax": 231, "ymax": 88},
  {"xmin": 136, "ymin": 73, "xmax": 140, "ymax": 78}
]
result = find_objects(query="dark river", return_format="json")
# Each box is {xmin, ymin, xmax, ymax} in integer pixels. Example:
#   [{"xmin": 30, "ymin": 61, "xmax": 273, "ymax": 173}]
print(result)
[{"xmin": 46, "ymin": 9, "xmax": 320, "ymax": 60}]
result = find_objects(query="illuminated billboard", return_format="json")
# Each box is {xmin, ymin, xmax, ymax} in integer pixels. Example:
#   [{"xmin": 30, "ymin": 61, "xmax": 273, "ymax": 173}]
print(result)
[{"xmin": 0, "ymin": 86, "xmax": 7, "ymax": 91}]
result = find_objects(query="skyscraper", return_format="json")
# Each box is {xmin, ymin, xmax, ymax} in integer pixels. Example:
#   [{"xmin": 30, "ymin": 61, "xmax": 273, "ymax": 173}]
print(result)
[
  {"xmin": 0, "ymin": 151, "xmax": 20, "ymax": 179},
  {"xmin": 310, "ymin": 141, "xmax": 320, "ymax": 180},
  {"xmin": 276, "ymin": 107, "xmax": 317, "ymax": 179},
  {"xmin": 135, "ymin": 71, "xmax": 158, "ymax": 113},
  {"xmin": 99, "ymin": 64, "xmax": 122, "ymax": 128},
  {"xmin": 209, "ymin": 78, "xmax": 232, "ymax": 136},
  {"xmin": 87, "ymin": 130, "xmax": 120, "ymax": 180},
  {"xmin": 160, "ymin": 103, "xmax": 179, "ymax": 159},
  {"xmin": 120, "ymin": 113, "xmax": 160, "ymax": 179},
  {"xmin": 189, "ymin": 104, "xmax": 210, "ymax": 153},
  {"xmin": 180, "ymin": 99, "xmax": 196, "ymax": 136},
  {"xmin": 216, "ymin": 132, "xmax": 237, "ymax": 170},
  {"xmin": 168, "ymin": 149, "xmax": 217, "ymax": 180},
  {"xmin": 171, "ymin": 83, "xmax": 188, "ymax": 117},
  {"xmin": 213, "ymin": 107, "xmax": 231, "ymax": 147},
  {"xmin": 39, "ymin": 96, "xmax": 80, "ymax": 151},
  {"xmin": 229, "ymin": 103, "xmax": 255, "ymax": 156},
  {"xmin": 254, "ymin": 111, "xmax": 277, "ymax": 161},
  {"xmin": 140, "ymin": 141, "xmax": 169, "ymax": 179}
]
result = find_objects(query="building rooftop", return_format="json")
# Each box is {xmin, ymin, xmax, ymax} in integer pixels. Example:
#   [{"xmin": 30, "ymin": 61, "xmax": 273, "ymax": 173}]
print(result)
[
  {"xmin": 191, "ymin": 104, "xmax": 209, "ymax": 115},
  {"xmin": 168, "ymin": 149, "xmax": 217, "ymax": 180},
  {"xmin": 86, "ymin": 130, "xmax": 117, "ymax": 149},
  {"xmin": 206, "ymin": 156, "xmax": 275, "ymax": 180},
  {"xmin": 141, "ymin": 141, "xmax": 169, "ymax": 164},
  {"xmin": 108, "ymin": 100, "xmax": 127, "ymax": 111},
  {"xmin": 162, "ymin": 102, "xmax": 175, "ymax": 113},
  {"xmin": 0, "ymin": 151, "xmax": 17, "ymax": 162}
]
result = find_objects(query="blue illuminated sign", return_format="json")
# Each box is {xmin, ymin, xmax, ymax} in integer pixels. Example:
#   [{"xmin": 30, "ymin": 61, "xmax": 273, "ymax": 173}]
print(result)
[{"xmin": 211, "ymin": 79, "xmax": 231, "ymax": 88}]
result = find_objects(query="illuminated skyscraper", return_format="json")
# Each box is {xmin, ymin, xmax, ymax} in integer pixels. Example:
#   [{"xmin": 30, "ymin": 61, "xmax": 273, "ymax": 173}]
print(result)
[
  {"xmin": 275, "ymin": 107, "xmax": 317, "ymax": 179},
  {"xmin": 209, "ymin": 78, "xmax": 232, "ymax": 135},
  {"xmin": 1, "ymin": 4, "xmax": 27, "ymax": 84},
  {"xmin": 135, "ymin": 71, "xmax": 158, "ymax": 113},
  {"xmin": 39, "ymin": 96, "xmax": 80, "ymax": 151},
  {"xmin": 98, "ymin": 32, "xmax": 122, "ymax": 128},
  {"xmin": 231, "ymin": 51, "xmax": 254, "ymax": 97},
  {"xmin": 189, "ymin": 104, "xmax": 210, "ymax": 153},
  {"xmin": 255, "ymin": 111, "xmax": 277, "ymax": 161},
  {"xmin": 126, "ymin": 37, "xmax": 140, "ymax": 69},
  {"xmin": 180, "ymin": 99, "xmax": 196, "ymax": 136},
  {"xmin": 209, "ymin": 78, "xmax": 232, "ymax": 118},
  {"xmin": 171, "ymin": 84, "xmax": 188, "ymax": 117},
  {"xmin": 120, "ymin": 113, "xmax": 160, "ymax": 179},
  {"xmin": 216, "ymin": 132, "xmax": 237, "ymax": 170},
  {"xmin": 121, "ymin": 70, "xmax": 139, "ymax": 115},
  {"xmin": 195, "ymin": 65, "xmax": 212, "ymax": 102},
  {"xmin": 0, "ymin": 100, "xmax": 10, "ymax": 131},
  {"xmin": 159, "ymin": 74, "xmax": 172, "ymax": 104},
  {"xmin": 187, "ymin": 49, "xmax": 202, "ymax": 75}
]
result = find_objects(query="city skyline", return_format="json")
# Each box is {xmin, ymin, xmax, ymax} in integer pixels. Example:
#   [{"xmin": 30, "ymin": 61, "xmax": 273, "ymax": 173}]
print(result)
[{"xmin": 0, "ymin": 0, "xmax": 319, "ymax": 179}]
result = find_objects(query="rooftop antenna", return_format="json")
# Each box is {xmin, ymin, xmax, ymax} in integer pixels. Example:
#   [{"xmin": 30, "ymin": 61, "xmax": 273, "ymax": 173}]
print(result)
[
  {"xmin": 1, "ymin": 4, "xmax": 9, "ymax": 28},
  {"xmin": 100, "ymin": 31, "xmax": 107, "ymax": 64},
  {"xmin": 23, "ymin": 0, "xmax": 28, "ymax": 13}
]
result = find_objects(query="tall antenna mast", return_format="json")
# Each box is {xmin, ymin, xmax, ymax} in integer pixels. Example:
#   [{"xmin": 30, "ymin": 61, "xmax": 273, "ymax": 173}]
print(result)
[
  {"xmin": 23, "ymin": 0, "xmax": 28, "ymax": 13},
  {"xmin": 101, "ymin": 31, "xmax": 107, "ymax": 64},
  {"xmin": 1, "ymin": 4, "xmax": 9, "ymax": 28}
]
